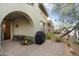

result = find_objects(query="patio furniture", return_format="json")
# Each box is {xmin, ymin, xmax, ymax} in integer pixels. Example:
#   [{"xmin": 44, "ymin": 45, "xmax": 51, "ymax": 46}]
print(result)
[{"xmin": 13, "ymin": 35, "xmax": 26, "ymax": 42}]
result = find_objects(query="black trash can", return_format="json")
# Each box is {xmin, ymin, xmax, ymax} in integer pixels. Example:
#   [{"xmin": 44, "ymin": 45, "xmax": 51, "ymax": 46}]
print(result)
[{"xmin": 35, "ymin": 31, "xmax": 45, "ymax": 45}]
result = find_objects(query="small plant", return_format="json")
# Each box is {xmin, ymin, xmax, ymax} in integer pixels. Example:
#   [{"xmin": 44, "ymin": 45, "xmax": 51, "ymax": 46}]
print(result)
[
  {"xmin": 21, "ymin": 36, "xmax": 33, "ymax": 45},
  {"xmin": 46, "ymin": 32, "xmax": 56, "ymax": 39},
  {"xmin": 55, "ymin": 36, "xmax": 64, "ymax": 42},
  {"xmin": 46, "ymin": 32, "xmax": 63, "ymax": 42},
  {"xmin": 56, "ymin": 38, "xmax": 61, "ymax": 42}
]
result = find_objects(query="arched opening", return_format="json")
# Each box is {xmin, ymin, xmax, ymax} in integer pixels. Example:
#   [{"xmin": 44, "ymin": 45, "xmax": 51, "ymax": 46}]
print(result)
[{"xmin": 1, "ymin": 11, "xmax": 34, "ymax": 41}]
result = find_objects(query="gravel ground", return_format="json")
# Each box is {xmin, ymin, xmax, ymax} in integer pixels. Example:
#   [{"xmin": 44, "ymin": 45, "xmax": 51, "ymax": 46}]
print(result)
[{"xmin": 0, "ymin": 40, "xmax": 67, "ymax": 56}]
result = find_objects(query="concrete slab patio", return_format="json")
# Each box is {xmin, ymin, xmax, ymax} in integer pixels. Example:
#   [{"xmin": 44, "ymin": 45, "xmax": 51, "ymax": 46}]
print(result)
[{"xmin": 1, "ymin": 40, "xmax": 67, "ymax": 56}]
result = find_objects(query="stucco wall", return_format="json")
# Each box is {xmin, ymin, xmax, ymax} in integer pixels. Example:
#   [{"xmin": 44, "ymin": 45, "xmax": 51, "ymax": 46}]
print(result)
[
  {"xmin": 35, "ymin": 4, "xmax": 48, "ymax": 32},
  {"xmin": 12, "ymin": 18, "xmax": 34, "ymax": 36}
]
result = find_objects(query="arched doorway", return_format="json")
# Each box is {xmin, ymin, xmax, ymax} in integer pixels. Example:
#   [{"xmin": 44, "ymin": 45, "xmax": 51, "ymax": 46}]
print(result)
[
  {"xmin": 1, "ymin": 18, "xmax": 11, "ymax": 40},
  {"xmin": 1, "ymin": 11, "xmax": 34, "ymax": 41}
]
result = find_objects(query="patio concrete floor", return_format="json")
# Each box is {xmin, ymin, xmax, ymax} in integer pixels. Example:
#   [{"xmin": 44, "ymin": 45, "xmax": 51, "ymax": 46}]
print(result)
[{"xmin": 0, "ymin": 40, "xmax": 71, "ymax": 56}]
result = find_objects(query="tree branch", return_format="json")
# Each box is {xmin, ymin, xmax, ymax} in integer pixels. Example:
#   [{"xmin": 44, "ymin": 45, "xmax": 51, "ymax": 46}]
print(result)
[{"xmin": 59, "ymin": 22, "xmax": 79, "ymax": 38}]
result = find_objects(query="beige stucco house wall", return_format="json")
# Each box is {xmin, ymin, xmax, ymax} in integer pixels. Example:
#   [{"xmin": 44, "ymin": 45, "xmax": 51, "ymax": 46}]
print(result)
[
  {"xmin": 12, "ymin": 18, "xmax": 34, "ymax": 36},
  {"xmin": 0, "ymin": 3, "xmax": 48, "ymax": 45},
  {"xmin": 47, "ymin": 20, "xmax": 54, "ymax": 32}
]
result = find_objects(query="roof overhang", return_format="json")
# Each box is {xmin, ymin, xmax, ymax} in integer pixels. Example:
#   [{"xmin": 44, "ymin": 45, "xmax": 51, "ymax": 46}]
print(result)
[{"xmin": 39, "ymin": 3, "xmax": 48, "ymax": 16}]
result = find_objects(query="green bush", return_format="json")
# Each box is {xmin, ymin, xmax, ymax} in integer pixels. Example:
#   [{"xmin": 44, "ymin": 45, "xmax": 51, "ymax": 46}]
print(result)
[
  {"xmin": 46, "ymin": 32, "xmax": 55, "ymax": 39},
  {"xmin": 56, "ymin": 37, "xmax": 63, "ymax": 42},
  {"xmin": 46, "ymin": 32, "xmax": 59, "ymax": 40},
  {"xmin": 21, "ymin": 36, "xmax": 34, "ymax": 45},
  {"xmin": 46, "ymin": 32, "xmax": 64, "ymax": 42},
  {"xmin": 72, "ymin": 39, "xmax": 79, "ymax": 45}
]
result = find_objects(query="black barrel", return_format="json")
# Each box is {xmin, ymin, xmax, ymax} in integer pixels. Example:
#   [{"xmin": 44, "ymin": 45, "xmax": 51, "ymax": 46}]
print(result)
[{"xmin": 35, "ymin": 31, "xmax": 45, "ymax": 45}]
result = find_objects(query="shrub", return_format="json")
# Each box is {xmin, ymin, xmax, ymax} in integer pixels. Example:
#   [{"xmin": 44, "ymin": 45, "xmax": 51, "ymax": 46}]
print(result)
[
  {"xmin": 21, "ymin": 36, "xmax": 34, "ymax": 45},
  {"xmin": 55, "ymin": 36, "xmax": 64, "ymax": 42},
  {"xmin": 72, "ymin": 39, "xmax": 79, "ymax": 45},
  {"xmin": 46, "ymin": 32, "xmax": 55, "ymax": 39},
  {"xmin": 46, "ymin": 32, "xmax": 64, "ymax": 42},
  {"xmin": 46, "ymin": 32, "xmax": 59, "ymax": 40}
]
